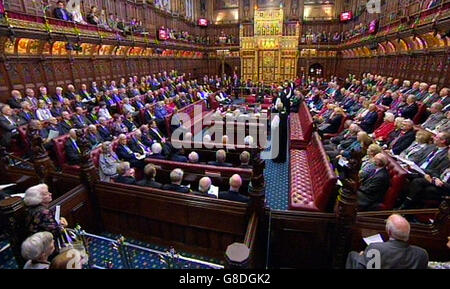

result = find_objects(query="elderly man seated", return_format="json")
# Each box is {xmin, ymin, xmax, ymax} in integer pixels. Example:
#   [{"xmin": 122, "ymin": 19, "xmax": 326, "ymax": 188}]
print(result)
[
  {"xmin": 208, "ymin": 149, "xmax": 233, "ymax": 167},
  {"xmin": 162, "ymin": 168, "xmax": 190, "ymax": 193},
  {"xmin": 193, "ymin": 177, "xmax": 216, "ymax": 198},
  {"xmin": 188, "ymin": 151, "xmax": 199, "ymax": 163},
  {"xmin": 346, "ymin": 214, "xmax": 429, "ymax": 269},
  {"xmin": 114, "ymin": 162, "xmax": 136, "ymax": 185},
  {"xmin": 219, "ymin": 174, "xmax": 249, "ymax": 203}
]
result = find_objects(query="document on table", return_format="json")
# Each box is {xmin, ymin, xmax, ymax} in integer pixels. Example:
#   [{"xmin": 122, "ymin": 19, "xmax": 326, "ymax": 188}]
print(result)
[
  {"xmin": 208, "ymin": 185, "xmax": 219, "ymax": 198},
  {"xmin": 0, "ymin": 183, "xmax": 16, "ymax": 191},
  {"xmin": 393, "ymin": 155, "xmax": 426, "ymax": 175},
  {"xmin": 48, "ymin": 130, "xmax": 60, "ymax": 140},
  {"xmin": 363, "ymin": 234, "xmax": 384, "ymax": 245}
]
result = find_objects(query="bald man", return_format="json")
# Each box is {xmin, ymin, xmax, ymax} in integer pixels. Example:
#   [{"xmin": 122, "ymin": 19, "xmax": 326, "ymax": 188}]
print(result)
[
  {"xmin": 357, "ymin": 153, "xmax": 390, "ymax": 211},
  {"xmin": 218, "ymin": 174, "xmax": 249, "ymax": 203},
  {"xmin": 346, "ymin": 214, "xmax": 428, "ymax": 269},
  {"xmin": 8, "ymin": 90, "xmax": 23, "ymax": 109},
  {"xmin": 193, "ymin": 177, "xmax": 216, "ymax": 198}
]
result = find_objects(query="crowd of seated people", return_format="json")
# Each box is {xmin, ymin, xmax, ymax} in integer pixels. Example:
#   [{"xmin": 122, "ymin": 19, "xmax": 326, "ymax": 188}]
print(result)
[
  {"xmin": 301, "ymin": 72, "xmax": 449, "ymax": 212},
  {"xmin": 301, "ymin": 30, "xmax": 342, "ymax": 44}
]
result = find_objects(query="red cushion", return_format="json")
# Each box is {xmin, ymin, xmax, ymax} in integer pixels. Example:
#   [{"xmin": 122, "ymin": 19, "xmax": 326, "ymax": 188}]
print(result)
[{"xmin": 376, "ymin": 153, "xmax": 408, "ymax": 210}]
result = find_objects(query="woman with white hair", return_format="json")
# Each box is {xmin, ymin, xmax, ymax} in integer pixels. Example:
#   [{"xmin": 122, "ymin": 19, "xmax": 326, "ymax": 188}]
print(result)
[
  {"xmin": 373, "ymin": 112, "xmax": 396, "ymax": 142},
  {"xmin": 99, "ymin": 141, "xmax": 120, "ymax": 182},
  {"xmin": 21, "ymin": 231, "xmax": 55, "ymax": 269},
  {"xmin": 24, "ymin": 184, "xmax": 68, "ymax": 236}
]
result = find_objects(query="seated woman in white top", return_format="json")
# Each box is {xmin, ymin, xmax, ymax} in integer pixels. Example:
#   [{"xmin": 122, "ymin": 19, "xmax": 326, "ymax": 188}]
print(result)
[
  {"xmin": 35, "ymin": 100, "xmax": 53, "ymax": 121},
  {"xmin": 98, "ymin": 102, "xmax": 112, "ymax": 120},
  {"xmin": 99, "ymin": 141, "xmax": 120, "ymax": 182},
  {"xmin": 21, "ymin": 231, "xmax": 55, "ymax": 269}
]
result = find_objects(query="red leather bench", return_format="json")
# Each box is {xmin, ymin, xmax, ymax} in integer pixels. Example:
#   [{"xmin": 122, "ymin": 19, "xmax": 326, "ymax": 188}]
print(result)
[
  {"xmin": 290, "ymin": 102, "xmax": 314, "ymax": 150},
  {"xmin": 53, "ymin": 135, "xmax": 81, "ymax": 174},
  {"xmin": 289, "ymin": 133, "xmax": 337, "ymax": 212},
  {"xmin": 322, "ymin": 115, "xmax": 348, "ymax": 140},
  {"xmin": 413, "ymin": 102, "xmax": 427, "ymax": 125},
  {"xmin": 375, "ymin": 153, "xmax": 408, "ymax": 211}
]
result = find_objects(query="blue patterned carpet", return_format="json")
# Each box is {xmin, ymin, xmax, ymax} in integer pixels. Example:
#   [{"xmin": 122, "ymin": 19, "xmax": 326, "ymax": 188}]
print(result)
[
  {"xmin": 264, "ymin": 157, "xmax": 290, "ymax": 211},
  {"xmin": 0, "ymin": 233, "xmax": 224, "ymax": 269}
]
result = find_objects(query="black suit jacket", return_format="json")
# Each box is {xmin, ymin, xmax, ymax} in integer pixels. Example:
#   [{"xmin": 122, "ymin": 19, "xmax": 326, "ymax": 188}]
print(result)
[
  {"xmin": 148, "ymin": 128, "xmax": 165, "ymax": 143},
  {"xmin": 143, "ymin": 110, "xmax": 155, "ymax": 124},
  {"xmin": 417, "ymin": 148, "xmax": 450, "ymax": 178},
  {"xmin": 115, "ymin": 175, "xmax": 136, "ymax": 185},
  {"xmin": 8, "ymin": 98, "xmax": 22, "ymax": 109},
  {"xmin": 399, "ymin": 103, "xmax": 418, "ymax": 120},
  {"xmin": 116, "ymin": 144, "xmax": 138, "ymax": 163},
  {"xmin": 391, "ymin": 130, "xmax": 416, "ymax": 155},
  {"xmin": 53, "ymin": 8, "xmax": 73, "ymax": 21},
  {"xmin": 207, "ymin": 161, "xmax": 233, "ymax": 167},
  {"xmin": 360, "ymin": 111, "xmax": 378, "ymax": 133},
  {"xmin": 17, "ymin": 111, "xmax": 35, "ymax": 126},
  {"xmin": 98, "ymin": 125, "xmax": 113, "ymax": 142},
  {"xmin": 136, "ymin": 179, "xmax": 163, "ymax": 189},
  {"xmin": 64, "ymin": 138, "xmax": 81, "ymax": 165},
  {"xmin": 59, "ymin": 120, "xmax": 73, "ymax": 135},
  {"xmin": 129, "ymin": 138, "xmax": 148, "ymax": 155},
  {"xmin": 0, "ymin": 115, "xmax": 19, "ymax": 147},
  {"xmin": 72, "ymin": 114, "xmax": 91, "ymax": 128},
  {"xmin": 161, "ymin": 183, "xmax": 190, "ymax": 194},
  {"xmin": 51, "ymin": 107, "xmax": 64, "ymax": 118},
  {"xmin": 346, "ymin": 240, "xmax": 428, "ymax": 269},
  {"xmin": 218, "ymin": 190, "xmax": 249, "ymax": 203},
  {"xmin": 357, "ymin": 168, "xmax": 390, "ymax": 211},
  {"xmin": 321, "ymin": 115, "xmax": 343, "ymax": 134}
]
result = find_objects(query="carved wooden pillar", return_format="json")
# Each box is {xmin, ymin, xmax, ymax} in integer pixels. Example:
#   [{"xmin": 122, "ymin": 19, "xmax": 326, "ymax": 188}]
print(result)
[
  {"xmin": 0, "ymin": 197, "xmax": 26, "ymax": 268},
  {"xmin": 332, "ymin": 151, "xmax": 361, "ymax": 269},
  {"xmin": 249, "ymin": 148, "xmax": 266, "ymax": 215},
  {"xmin": 28, "ymin": 127, "xmax": 56, "ymax": 184},
  {"xmin": 225, "ymin": 242, "xmax": 250, "ymax": 269},
  {"xmin": 77, "ymin": 131, "xmax": 103, "ymax": 232}
]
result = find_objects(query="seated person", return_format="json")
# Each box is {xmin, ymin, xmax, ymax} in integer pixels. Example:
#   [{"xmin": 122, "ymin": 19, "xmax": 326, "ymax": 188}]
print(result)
[
  {"xmin": 114, "ymin": 161, "xmax": 136, "ymax": 185},
  {"xmin": 208, "ymin": 150, "xmax": 233, "ymax": 167},
  {"xmin": 148, "ymin": 143, "xmax": 166, "ymax": 160},
  {"xmin": 97, "ymin": 117, "xmax": 113, "ymax": 142},
  {"xmin": 373, "ymin": 112, "xmax": 395, "ymax": 143},
  {"xmin": 72, "ymin": 107, "xmax": 91, "ymax": 129},
  {"xmin": 357, "ymin": 153, "xmax": 390, "ymax": 211},
  {"xmin": 399, "ymin": 130, "xmax": 434, "ymax": 164},
  {"xmin": 18, "ymin": 101, "xmax": 36, "ymax": 125},
  {"xmin": 357, "ymin": 104, "xmax": 379, "ymax": 133},
  {"xmin": 24, "ymin": 184, "xmax": 67, "ymax": 237},
  {"xmin": 161, "ymin": 168, "xmax": 190, "ymax": 193},
  {"xmin": 111, "ymin": 114, "xmax": 129, "ymax": 136},
  {"xmin": 98, "ymin": 102, "xmax": 112, "ymax": 120},
  {"xmin": 86, "ymin": 125, "xmax": 103, "ymax": 148},
  {"xmin": 388, "ymin": 119, "xmax": 416, "ymax": 155},
  {"xmin": 53, "ymin": 1, "xmax": 73, "ymax": 21},
  {"xmin": 116, "ymin": 134, "xmax": 146, "ymax": 169},
  {"xmin": 35, "ymin": 100, "xmax": 53, "ymax": 121},
  {"xmin": 422, "ymin": 102, "xmax": 445, "ymax": 131},
  {"xmin": 398, "ymin": 95, "xmax": 419, "ymax": 120},
  {"xmin": 129, "ymin": 129, "xmax": 152, "ymax": 157},
  {"xmin": 86, "ymin": 107, "xmax": 99, "ymax": 125},
  {"xmin": 359, "ymin": 144, "xmax": 383, "ymax": 182},
  {"xmin": 137, "ymin": 164, "xmax": 163, "ymax": 189},
  {"xmin": 219, "ymin": 174, "xmax": 249, "ymax": 203},
  {"xmin": 346, "ymin": 214, "xmax": 428, "ymax": 269},
  {"xmin": 239, "ymin": 151, "xmax": 252, "ymax": 169},
  {"xmin": 169, "ymin": 148, "xmax": 188, "ymax": 163},
  {"xmin": 21, "ymin": 231, "xmax": 55, "ymax": 269},
  {"xmin": 123, "ymin": 112, "xmax": 138, "ymax": 132},
  {"xmin": 318, "ymin": 107, "xmax": 345, "ymax": 135},
  {"xmin": 188, "ymin": 151, "xmax": 199, "ymax": 164},
  {"xmin": 411, "ymin": 132, "xmax": 450, "ymax": 179},
  {"xmin": 65, "ymin": 129, "xmax": 82, "ymax": 165},
  {"xmin": 99, "ymin": 141, "xmax": 120, "ymax": 182},
  {"xmin": 139, "ymin": 125, "xmax": 154, "ymax": 147},
  {"xmin": 192, "ymin": 177, "xmax": 216, "ymax": 198}
]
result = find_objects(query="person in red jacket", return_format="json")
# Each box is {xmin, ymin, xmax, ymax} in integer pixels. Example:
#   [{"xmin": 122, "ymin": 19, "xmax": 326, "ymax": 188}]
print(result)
[{"xmin": 373, "ymin": 112, "xmax": 395, "ymax": 142}]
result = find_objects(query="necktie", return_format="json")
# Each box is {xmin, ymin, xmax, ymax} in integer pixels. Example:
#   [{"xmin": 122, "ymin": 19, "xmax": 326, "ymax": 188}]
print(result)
[
  {"xmin": 124, "ymin": 145, "xmax": 133, "ymax": 154},
  {"xmin": 78, "ymin": 115, "xmax": 84, "ymax": 126},
  {"xmin": 72, "ymin": 140, "xmax": 81, "ymax": 154},
  {"xmin": 420, "ymin": 150, "xmax": 440, "ymax": 170},
  {"xmin": 152, "ymin": 128, "xmax": 163, "ymax": 140},
  {"xmin": 61, "ymin": 9, "xmax": 68, "ymax": 21},
  {"xmin": 406, "ymin": 144, "xmax": 422, "ymax": 159}
]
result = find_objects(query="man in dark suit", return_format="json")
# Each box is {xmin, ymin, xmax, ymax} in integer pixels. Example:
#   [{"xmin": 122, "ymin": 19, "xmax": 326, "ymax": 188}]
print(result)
[
  {"xmin": 114, "ymin": 162, "xmax": 137, "ymax": 185},
  {"xmin": 116, "ymin": 134, "xmax": 146, "ymax": 169},
  {"xmin": 8, "ymin": 90, "xmax": 23, "ymax": 109},
  {"xmin": 72, "ymin": 107, "xmax": 91, "ymax": 129},
  {"xmin": 192, "ymin": 177, "xmax": 217, "ymax": 198},
  {"xmin": 389, "ymin": 119, "xmax": 416, "ymax": 155},
  {"xmin": 398, "ymin": 95, "xmax": 419, "ymax": 120},
  {"xmin": 59, "ymin": 111, "xmax": 75, "ymax": 135},
  {"xmin": 0, "ymin": 105, "xmax": 20, "ymax": 149},
  {"xmin": 53, "ymin": 1, "xmax": 73, "ymax": 21},
  {"xmin": 161, "ymin": 168, "xmax": 191, "ymax": 193},
  {"xmin": 219, "ymin": 174, "xmax": 249, "ymax": 203},
  {"xmin": 414, "ymin": 132, "xmax": 450, "ymax": 178},
  {"xmin": 148, "ymin": 143, "xmax": 166, "ymax": 160},
  {"xmin": 98, "ymin": 117, "xmax": 113, "ymax": 142},
  {"xmin": 64, "ymin": 129, "xmax": 82, "ymax": 166},
  {"xmin": 137, "ymin": 164, "xmax": 163, "ymax": 189},
  {"xmin": 239, "ymin": 151, "xmax": 252, "ymax": 169},
  {"xmin": 139, "ymin": 125, "xmax": 154, "ymax": 147},
  {"xmin": 358, "ymin": 104, "xmax": 379, "ymax": 133},
  {"xmin": 357, "ymin": 153, "xmax": 390, "ymax": 211},
  {"xmin": 129, "ymin": 129, "xmax": 151, "ymax": 157},
  {"xmin": 17, "ymin": 101, "xmax": 36, "ymax": 126},
  {"xmin": 148, "ymin": 120, "xmax": 166, "ymax": 143},
  {"xmin": 86, "ymin": 125, "xmax": 103, "ymax": 148},
  {"xmin": 142, "ymin": 104, "xmax": 155, "ymax": 124},
  {"xmin": 208, "ymin": 150, "xmax": 233, "ymax": 167},
  {"xmin": 346, "ymin": 214, "xmax": 429, "ymax": 269},
  {"xmin": 50, "ymin": 101, "xmax": 64, "ymax": 118}
]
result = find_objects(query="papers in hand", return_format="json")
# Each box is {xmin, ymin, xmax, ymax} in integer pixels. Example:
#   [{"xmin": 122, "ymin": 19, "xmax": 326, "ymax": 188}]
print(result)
[
  {"xmin": 208, "ymin": 185, "xmax": 219, "ymax": 198},
  {"xmin": 47, "ymin": 130, "xmax": 59, "ymax": 140},
  {"xmin": 363, "ymin": 234, "xmax": 384, "ymax": 245},
  {"xmin": 392, "ymin": 155, "xmax": 426, "ymax": 175},
  {"xmin": 338, "ymin": 157, "xmax": 349, "ymax": 168},
  {"xmin": 0, "ymin": 183, "xmax": 16, "ymax": 191},
  {"xmin": 55, "ymin": 205, "xmax": 61, "ymax": 225},
  {"xmin": 134, "ymin": 153, "xmax": 146, "ymax": 160},
  {"xmin": 10, "ymin": 193, "xmax": 25, "ymax": 198}
]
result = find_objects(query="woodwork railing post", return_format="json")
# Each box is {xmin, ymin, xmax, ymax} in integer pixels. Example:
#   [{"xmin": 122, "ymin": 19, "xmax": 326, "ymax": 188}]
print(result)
[
  {"xmin": 0, "ymin": 197, "xmax": 27, "ymax": 268},
  {"xmin": 77, "ymin": 131, "xmax": 103, "ymax": 233},
  {"xmin": 332, "ymin": 151, "xmax": 361, "ymax": 269},
  {"xmin": 27, "ymin": 125, "xmax": 56, "ymax": 184},
  {"xmin": 225, "ymin": 242, "xmax": 250, "ymax": 269},
  {"xmin": 248, "ymin": 148, "xmax": 266, "ymax": 215}
]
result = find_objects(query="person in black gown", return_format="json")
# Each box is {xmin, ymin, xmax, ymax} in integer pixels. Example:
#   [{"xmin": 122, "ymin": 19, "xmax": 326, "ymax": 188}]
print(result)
[{"xmin": 272, "ymin": 100, "xmax": 288, "ymax": 163}]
